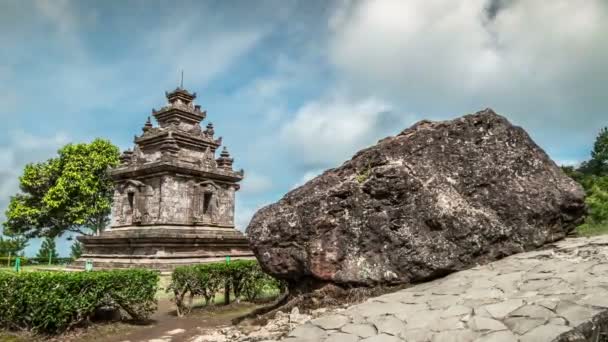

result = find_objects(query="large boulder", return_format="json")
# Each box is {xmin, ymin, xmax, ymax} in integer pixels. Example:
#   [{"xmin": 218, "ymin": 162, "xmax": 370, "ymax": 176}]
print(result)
[{"xmin": 247, "ymin": 109, "xmax": 585, "ymax": 289}]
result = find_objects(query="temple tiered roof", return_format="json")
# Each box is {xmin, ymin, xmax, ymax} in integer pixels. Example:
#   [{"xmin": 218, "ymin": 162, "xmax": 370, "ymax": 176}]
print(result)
[
  {"xmin": 112, "ymin": 87, "xmax": 244, "ymax": 182},
  {"xmin": 153, "ymin": 87, "xmax": 206, "ymax": 127}
]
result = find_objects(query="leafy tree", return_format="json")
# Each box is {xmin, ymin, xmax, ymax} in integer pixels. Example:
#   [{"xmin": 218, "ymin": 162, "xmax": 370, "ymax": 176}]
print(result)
[
  {"xmin": 579, "ymin": 127, "xmax": 608, "ymax": 177},
  {"xmin": 70, "ymin": 241, "xmax": 83, "ymax": 259},
  {"xmin": 3, "ymin": 139, "xmax": 120, "ymax": 238},
  {"xmin": 36, "ymin": 237, "xmax": 59, "ymax": 260},
  {"xmin": 0, "ymin": 235, "xmax": 28, "ymax": 257},
  {"xmin": 564, "ymin": 126, "xmax": 608, "ymax": 236},
  {"xmin": 585, "ymin": 176, "xmax": 608, "ymax": 224}
]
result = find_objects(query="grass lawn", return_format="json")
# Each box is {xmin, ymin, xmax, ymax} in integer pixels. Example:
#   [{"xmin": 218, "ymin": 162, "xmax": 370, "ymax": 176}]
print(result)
[
  {"xmin": 0, "ymin": 332, "xmax": 27, "ymax": 342},
  {"xmin": 576, "ymin": 222, "xmax": 608, "ymax": 237},
  {"xmin": 0, "ymin": 265, "xmax": 65, "ymax": 272}
]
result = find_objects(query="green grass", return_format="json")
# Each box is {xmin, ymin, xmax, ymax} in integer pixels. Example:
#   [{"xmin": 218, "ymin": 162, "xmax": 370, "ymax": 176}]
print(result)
[
  {"xmin": 0, "ymin": 265, "xmax": 64, "ymax": 272},
  {"xmin": 0, "ymin": 331, "xmax": 32, "ymax": 342},
  {"xmin": 576, "ymin": 222, "xmax": 608, "ymax": 237},
  {"xmin": 156, "ymin": 275, "xmax": 173, "ymax": 299}
]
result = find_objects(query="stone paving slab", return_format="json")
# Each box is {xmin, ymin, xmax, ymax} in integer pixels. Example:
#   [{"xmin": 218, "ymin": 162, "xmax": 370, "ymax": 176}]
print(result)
[{"xmin": 279, "ymin": 235, "xmax": 608, "ymax": 342}]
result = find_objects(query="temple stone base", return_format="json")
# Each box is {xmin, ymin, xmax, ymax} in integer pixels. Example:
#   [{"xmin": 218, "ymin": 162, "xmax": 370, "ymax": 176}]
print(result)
[{"xmin": 72, "ymin": 226, "xmax": 254, "ymax": 271}]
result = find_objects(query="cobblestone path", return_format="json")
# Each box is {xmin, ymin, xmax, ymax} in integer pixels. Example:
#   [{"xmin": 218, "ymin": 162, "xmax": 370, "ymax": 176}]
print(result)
[{"xmin": 280, "ymin": 235, "xmax": 608, "ymax": 342}]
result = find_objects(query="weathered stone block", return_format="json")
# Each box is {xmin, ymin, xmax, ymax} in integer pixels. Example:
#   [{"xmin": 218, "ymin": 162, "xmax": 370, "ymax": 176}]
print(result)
[{"xmin": 247, "ymin": 109, "xmax": 585, "ymax": 289}]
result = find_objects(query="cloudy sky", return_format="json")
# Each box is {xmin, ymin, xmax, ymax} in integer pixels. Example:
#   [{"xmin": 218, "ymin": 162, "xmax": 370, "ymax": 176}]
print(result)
[{"xmin": 1, "ymin": 0, "xmax": 607, "ymax": 256}]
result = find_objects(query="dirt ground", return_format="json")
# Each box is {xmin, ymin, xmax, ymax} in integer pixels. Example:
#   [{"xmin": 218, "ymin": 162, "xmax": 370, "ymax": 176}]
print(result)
[{"xmin": 0, "ymin": 298, "xmax": 263, "ymax": 342}]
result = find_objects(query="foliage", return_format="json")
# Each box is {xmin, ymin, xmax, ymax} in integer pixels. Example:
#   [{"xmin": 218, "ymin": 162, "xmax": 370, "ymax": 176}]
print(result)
[
  {"xmin": 241, "ymin": 264, "xmax": 283, "ymax": 302},
  {"xmin": 0, "ymin": 269, "xmax": 158, "ymax": 334},
  {"xmin": 3, "ymin": 139, "xmax": 120, "ymax": 238},
  {"xmin": 579, "ymin": 127, "xmax": 608, "ymax": 176},
  {"xmin": 585, "ymin": 176, "xmax": 608, "ymax": 224},
  {"xmin": 0, "ymin": 236, "xmax": 27, "ymax": 257},
  {"xmin": 356, "ymin": 162, "xmax": 373, "ymax": 184},
  {"xmin": 167, "ymin": 260, "xmax": 285, "ymax": 316},
  {"xmin": 35, "ymin": 237, "xmax": 59, "ymax": 260},
  {"xmin": 562, "ymin": 126, "xmax": 608, "ymax": 236},
  {"xmin": 70, "ymin": 241, "xmax": 83, "ymax": 259}
]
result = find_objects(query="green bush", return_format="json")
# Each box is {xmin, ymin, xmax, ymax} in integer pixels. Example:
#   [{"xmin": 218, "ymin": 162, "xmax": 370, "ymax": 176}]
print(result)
[
  {"xmin": 585, "ymin": 176, "xmax": 608, "ymax": 224},
  {"xmin": 168, "ymin": 260, "xmax": 284, "ymax": 316},
  {"xmin": 241, "ymin": 264, "xmax": 283, "ymax": 302},
  {"xmin": 0, "ymin": 269, "xmax": 158, "ymax": 334}
]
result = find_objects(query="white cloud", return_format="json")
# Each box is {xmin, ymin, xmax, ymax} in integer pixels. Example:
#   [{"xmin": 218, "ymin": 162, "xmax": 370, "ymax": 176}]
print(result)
[
  {"xmin": 0, "ymin": 1, "xmax": 272, "ymax": 120},
  {"xmin": 240, "ymin": 172, "xmax": 273, "ymax": 195},
  {"xmin": 291, "ymin": 169, "xmax": 324, "ymax": 189},
  {"xmin": 147, "ymin": 24, "xmax": 265, "ymax": 89},
  {"xmin": 329, "ymin": 0, "xmax": 493, "ymax": 99},
  {"xmin": 280, "ymin": 94, "xmax": 408, "ymax": 168},
  {"xmin": 235, "ymin": 201, "xmax": 271, "ymax": 232},
  {"xmin": 10, "ymin": 130, "xmax": 69, "ymax": 150},
  {"xmin": 327, "ymin": 0, "xmax": 608, "ymax": 155},
  {"xmin": 33, "ymin": 0, "xmax": 97, "ymax": 60}
]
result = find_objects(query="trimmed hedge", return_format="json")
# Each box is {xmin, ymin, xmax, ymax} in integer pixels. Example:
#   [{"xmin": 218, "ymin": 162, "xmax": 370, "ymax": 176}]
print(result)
[
  {"xmin": 168, "ymin": 260, "xmax": 284, "ymax": 316},
  {"xmin": 0, "ymin": 269, "xmax": 158, "ymax": 334}
]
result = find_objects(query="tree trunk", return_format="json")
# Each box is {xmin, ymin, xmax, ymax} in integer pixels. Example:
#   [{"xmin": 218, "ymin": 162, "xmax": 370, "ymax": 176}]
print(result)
[{"xmin": 224, "ymin": 281, "xmax": 231, "ymax": 305}]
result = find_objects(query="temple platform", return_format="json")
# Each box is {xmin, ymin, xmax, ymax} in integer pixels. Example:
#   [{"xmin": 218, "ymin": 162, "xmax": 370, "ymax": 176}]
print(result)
[{"xmin": 72, "ymin": 226, "xmax": 254, "ymax": 271}]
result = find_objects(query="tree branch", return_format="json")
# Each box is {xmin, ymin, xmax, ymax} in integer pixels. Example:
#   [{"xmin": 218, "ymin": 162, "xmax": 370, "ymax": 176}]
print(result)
[{"xmin": 68, "ymin": 226, "xmax": 91, "ymax": 236}]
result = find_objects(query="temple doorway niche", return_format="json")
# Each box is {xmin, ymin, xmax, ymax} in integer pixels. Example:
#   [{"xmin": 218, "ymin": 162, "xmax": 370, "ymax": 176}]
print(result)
[
  {"xmin": 203, "ymin": 192, "xmax": 213, "ymax": 215},
  {"xmin": 194, "ymin": 181, "xmax": 219, "ymax": 224},
  {"xmin": 127, "ymin": 192, "xmax": 135, "ymax": 212},
  {"xmin": 123, "ymin": 180, "xmax": 145, "ymax": 225}
]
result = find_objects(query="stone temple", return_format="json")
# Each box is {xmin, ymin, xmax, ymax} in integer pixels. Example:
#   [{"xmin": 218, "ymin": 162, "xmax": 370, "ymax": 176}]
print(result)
[{"xmin": 75, "ymin": 87, "xmax": 253, "ymax": 270}]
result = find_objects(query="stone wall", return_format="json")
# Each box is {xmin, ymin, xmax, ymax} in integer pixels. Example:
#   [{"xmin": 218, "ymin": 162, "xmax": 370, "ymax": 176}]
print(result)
[{"xmin": 111, "ymin": 174, "xmax": 235, "ymax": 227}]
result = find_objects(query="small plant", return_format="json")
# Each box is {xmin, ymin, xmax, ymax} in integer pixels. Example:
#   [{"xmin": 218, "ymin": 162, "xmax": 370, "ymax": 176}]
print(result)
[{"xmin": 356, "ymin": 162, "xmax": 373, "ymax": 184}]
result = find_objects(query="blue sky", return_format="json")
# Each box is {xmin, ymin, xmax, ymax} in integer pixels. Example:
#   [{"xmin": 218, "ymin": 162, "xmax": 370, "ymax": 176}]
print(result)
[{"xmin": 1, "ymin": 0, "xmax": 607, "ymax": 256}]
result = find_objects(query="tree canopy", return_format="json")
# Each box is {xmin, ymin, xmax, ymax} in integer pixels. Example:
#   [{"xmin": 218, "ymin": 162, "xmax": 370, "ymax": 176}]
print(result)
[
  {"xmin": 2, "ymin": 139, "xmax": 120, "ymax": 238},
  {"xmin": 36, "ymin": 237, "xmax": 59, "ymax": 260},
  {"xmin": 579, "ymin": 127, "xmax": 608, "ymax": 177},
  {"xmin": 563, "ymin": 126, "xmax": 608, "ymax": 234},
  {"xmin": 0, "ymin": 236, "xmax": 28, "ymax": 257}
]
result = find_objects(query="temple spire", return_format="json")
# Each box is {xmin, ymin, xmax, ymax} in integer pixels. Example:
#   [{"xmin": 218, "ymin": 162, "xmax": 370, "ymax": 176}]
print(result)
[
  {"xmin": 205, "ymin": 122, "xmax": 215, "ymax": 137},
  {"xmin": 217, "ymin": 146, "xmax": 234, "ymax": 170},
  {"xmin": 142, "ymin": 117, "xmax": 153, "ymax": 133}
]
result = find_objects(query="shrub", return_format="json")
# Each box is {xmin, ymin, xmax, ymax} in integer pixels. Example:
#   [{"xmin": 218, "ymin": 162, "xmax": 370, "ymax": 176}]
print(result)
[
  {"xmin": 586, "ymin": 176, "xmax": 608, "ymax": 224},
  {"xmin": 241, "ymin": 264, "xmax": 282, "ymax": 302},
  {"xmin": 0, "ymin": 269, "xmax": 158, "ymax": 334},
  {"xmin": 572, "ymin": 175, "xmax": 608, "ymax": 236},
  {"xmin": 168, "ymin": 260, "xmax": 285, "ymax": 316}
]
